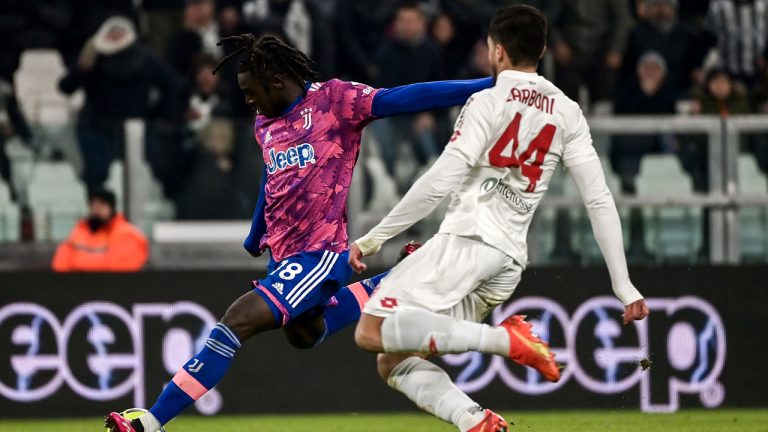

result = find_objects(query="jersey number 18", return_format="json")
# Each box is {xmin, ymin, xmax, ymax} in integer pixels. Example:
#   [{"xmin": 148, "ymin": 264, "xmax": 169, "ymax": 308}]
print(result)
[{"xmin": 489, "ymin": 112, "xmax": 556, "ymax": 193}]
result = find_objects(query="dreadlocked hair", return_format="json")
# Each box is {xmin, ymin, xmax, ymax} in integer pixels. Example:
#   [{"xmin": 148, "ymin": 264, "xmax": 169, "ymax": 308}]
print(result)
[{"xmin": 213, "ymin": 33, "xmax": 320, "ymax": 90}]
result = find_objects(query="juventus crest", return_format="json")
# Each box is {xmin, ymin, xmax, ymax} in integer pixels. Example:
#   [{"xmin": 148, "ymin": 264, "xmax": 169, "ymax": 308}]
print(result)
[{"xmin": 301, "ymin": 108, "xmax": 313, "ymax": 130}]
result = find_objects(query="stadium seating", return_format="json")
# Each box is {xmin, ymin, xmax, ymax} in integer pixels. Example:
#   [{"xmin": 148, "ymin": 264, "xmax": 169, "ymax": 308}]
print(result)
[
  {"xmin": 27, "ymin": 162, "xmax": 87, "ymax": 241},
  {"xmin": 362, "ymin": 148, "xmax": 399, "ymax": 213},
  {"xmin": 531, "ymin": 164, "xmax": 579, "ymax": 262},
  {"xmin": 13, "ymin": 50, "xmax": 82, "ymax": 162},
  {"xmin": 3, "ymin": 136, "xmax": 35, "ymax": 190},
  {"xmin": 530, "ymin": 156, "xmax": 628, "ymax": 264},
  {"xmin": 636, "ymin": 154, "xmax": 702, "ymax": 262},
  {"xmin": 0, "ymin": 179, "xmax": 19, "ymax": 241},
  {"xmin": 13, "ymin": 50, "xmax": 76, "ymax": 127},
  {"xmin": 737, "ymin": 154, "xmax": 768, "ymax": 261},
  {"xmin": 564, "ymin": 158, "xmax": 629, "ymax": 263},
  {"xmin": 106, "ymin": 161, "xmax": 176, "ymax": 235}
]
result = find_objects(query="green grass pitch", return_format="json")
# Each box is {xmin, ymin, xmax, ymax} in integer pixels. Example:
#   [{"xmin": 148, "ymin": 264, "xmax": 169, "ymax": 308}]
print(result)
[{"xmin": 0, "ymin": 410, "xmax": 766, "ymax": 432}]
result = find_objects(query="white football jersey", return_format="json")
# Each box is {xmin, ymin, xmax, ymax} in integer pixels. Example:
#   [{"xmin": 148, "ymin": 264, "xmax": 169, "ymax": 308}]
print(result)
[{"xmin": 439, "ymin": 69, "xmax": 598, "ymax": 265}]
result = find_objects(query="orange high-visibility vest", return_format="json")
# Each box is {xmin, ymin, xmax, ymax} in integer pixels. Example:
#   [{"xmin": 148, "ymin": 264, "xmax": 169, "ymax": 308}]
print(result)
[{"xmin": 52, "ymin": 213, "xmax": 149, "ymax": 272}]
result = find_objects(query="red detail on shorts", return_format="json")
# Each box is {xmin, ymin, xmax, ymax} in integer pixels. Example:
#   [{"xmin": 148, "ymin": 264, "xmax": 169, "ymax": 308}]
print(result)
[
  {"xmin": 255, "ymin": 283, "xmax": 290, "ymax": 326},
  {"xmin": 428, "ymin": 336, "xmax": 438, "ymax": 354},
  {"xmin": 380, "ymin": 297, "xmax": 398, "ymax": 309}
]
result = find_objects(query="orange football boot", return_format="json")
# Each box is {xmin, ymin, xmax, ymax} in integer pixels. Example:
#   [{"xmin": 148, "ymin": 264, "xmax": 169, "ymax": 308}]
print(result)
[{"xmin": 499, "ymin": 314, "xmax": 560, "ymax": 382}]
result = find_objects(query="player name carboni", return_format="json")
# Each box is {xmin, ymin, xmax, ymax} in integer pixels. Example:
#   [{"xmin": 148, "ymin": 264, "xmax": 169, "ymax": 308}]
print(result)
[
  {"xmin": 507, "ymin": 86, "xmax": 555, "ymax": 114},
  {"xmin": 266, "ymin": 143, "xmax": 316, "ymax": 174}
]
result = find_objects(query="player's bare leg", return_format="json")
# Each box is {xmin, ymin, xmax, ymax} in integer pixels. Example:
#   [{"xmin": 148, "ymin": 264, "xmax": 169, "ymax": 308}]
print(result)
[
  {"xmin": 356, "ymin": 310, "xmax": 559, "ymax": 381},
  {"xmin": 283, "ymin": 310, "xmax": 326, "ymax": 349},
  {"xmin": 106, "ymin": 292, "xmax": 278, "ymax": 432},
  {"xmin": 221, "ymin": 291, "xmax": 281, "ymax": 340}
]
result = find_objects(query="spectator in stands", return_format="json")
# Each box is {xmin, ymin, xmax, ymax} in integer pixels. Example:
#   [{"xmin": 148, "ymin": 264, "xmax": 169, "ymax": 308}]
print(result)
[
  {"xmin": 183, "ymin": 54, "xmax": 232, "ymax": 132},
  {"xmin": 457, "ymin": 39, "xmax": 493, "ymax": 80},
  {"xmin": 707, "ymin": 0, "xmax": 768, "ymax": 88},
  {"xmin": 242, "ymin": 0, "xmax": 335, "ymax": 78},
  {"xmin": 52, "ymin": 189, "xmax": 149, "ymax": 272},
  {"xmin": 622, "ymin": 0, "xmax": 705, "ymax": 98},
  {"xmin": 141, "ymin": 0, "xmax": 186, "ymax": 57},
  {"xmin": 550, "ymin": 0, "xmax": 633, "ymax": 106},
  {"xmin": 218, "ymin": 1, "xmax": 251, "ymax": 40},
  {"xmin": 686, "ymin": 68, "xmax": 755, "ymax": 259},
  {"xmin": 612, "ymin": 52, "xmax": 678, "ymax": 261},
  {"xmin": 371, "ymin": 2, "xmax": 442, "ymax": 187},
  {"xmin": 334, "ymin": 0, "xmax": 395, "ymax": 82},
  {"xmin": 59, "ymin": 16, "xmax": 180, "ymax": 194},
  {"xmin": 60, "ymin": 0, "xmax": 138, "ymax": 66},
  {"xmin": 692, "ymin": 68, "xmax": 754, "ymax": 117},
  {"xmin": 616, "ymin": 51, "xmax": 679, "ymax": 117},
  {"xmin": 431, "ymin": 13, "xmax": 462, "ymax": 79},
  {"xmin": 688, "ymin": 67, "xmax": 758, "ymax": 191},
  {"xmin": 173, "ymin": 119, "xmax": 252, "ymax": 219},
  {"xmin": 167, "ymin": 0, "xmax": 223, "ymax": 77},
  {"xmin": 0, "ymin": 79, "xmax": 32, "ymax": 203},
  {"xmin": 0, "ymin": 0, "xmax": 72, "ymax": 61}
]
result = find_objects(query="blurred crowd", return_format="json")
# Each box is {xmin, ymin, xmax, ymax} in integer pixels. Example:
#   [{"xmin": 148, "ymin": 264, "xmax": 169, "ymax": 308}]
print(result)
[{"xmin": 1, "ymin": 0, "xmax": 767, "ymax": 225}]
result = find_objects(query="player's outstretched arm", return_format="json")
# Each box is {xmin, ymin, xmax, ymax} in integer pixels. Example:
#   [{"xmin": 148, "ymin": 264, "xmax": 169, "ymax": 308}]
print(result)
[
  {"xmin": 243, "ymin": 165, "xmax": 268, "ymax": 257},
  {"xmin": 352, "ymin": 94, "xmax": 493, "ymax": 273},
  {"xmin": 370, "ymin": 77, "xmax": 493, "ymax": 118},
  {"xmin": 349, "ymin": 153, "xmax": 471, "ymax": 273},
  {"xmin": 569, "ymin": 159, "xmax": 649, "ymax": 324}
]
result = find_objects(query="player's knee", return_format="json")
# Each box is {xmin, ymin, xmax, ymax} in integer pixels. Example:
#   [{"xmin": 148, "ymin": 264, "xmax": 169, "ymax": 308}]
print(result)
[
  {"xmin": 354, "ymin": 322, "xmax": 380, "ymax": 352},
  {"xmin": 376, "ymin": 353, "xmax": 405, "ymax": 382},
  {"xmin": 220, "ymin": 309, "xmax": 251, "ymax": 341},
  {"xmin": 221, "ymin": 304, "xmax": 266, "ymax": 343},
  {"xmin": 221, "ymin": 292, "xmax": 279, "ymax": 342}
]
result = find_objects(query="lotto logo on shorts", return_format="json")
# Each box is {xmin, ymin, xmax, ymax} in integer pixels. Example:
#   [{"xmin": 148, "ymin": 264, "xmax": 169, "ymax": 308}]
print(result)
[{"xmin": 380, "ymin": 297, "xmax": 398, "ymax": 309}]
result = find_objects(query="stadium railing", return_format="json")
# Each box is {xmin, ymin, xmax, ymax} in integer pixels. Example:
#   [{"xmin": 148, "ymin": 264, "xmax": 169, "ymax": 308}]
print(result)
[
  {"xmin": 3, "ymin": 115, "xmax": 767, "ymax": 268},
  {"xmin": 346, "ymin": 115, "xmax": 768, "ymax": 266}
]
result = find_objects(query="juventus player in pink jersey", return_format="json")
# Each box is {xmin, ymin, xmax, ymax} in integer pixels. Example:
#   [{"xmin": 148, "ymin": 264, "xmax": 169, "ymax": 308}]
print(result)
[
  {"xmin": 350, "ymin": 5, "xmax": 650, "ymax": 431},
  {"xmin": 105, "ymin": 33, "xmax": 492, "ymax": 432}
]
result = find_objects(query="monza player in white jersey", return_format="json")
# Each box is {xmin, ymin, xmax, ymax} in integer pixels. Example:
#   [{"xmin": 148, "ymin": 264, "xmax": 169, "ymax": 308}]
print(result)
[{"xmin": 348, "ymin": 5, "xmax": 650, "ymax": 432}]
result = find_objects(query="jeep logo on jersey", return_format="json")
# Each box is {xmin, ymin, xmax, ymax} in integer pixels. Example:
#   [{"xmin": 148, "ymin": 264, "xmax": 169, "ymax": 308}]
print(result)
[
  {"xmin": 266, "ymin": 143, "xmax": 316, "ymax": 174},
  {"xmin": 481, "ymin": 177, "xmax": 533, "ymax": 213}
]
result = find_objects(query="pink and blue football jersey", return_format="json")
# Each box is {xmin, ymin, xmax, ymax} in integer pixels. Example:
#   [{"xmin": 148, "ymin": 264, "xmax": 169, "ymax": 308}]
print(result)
[{"xmin": 253, "ymin": 79, "xmax": 379, "ymax": 262}]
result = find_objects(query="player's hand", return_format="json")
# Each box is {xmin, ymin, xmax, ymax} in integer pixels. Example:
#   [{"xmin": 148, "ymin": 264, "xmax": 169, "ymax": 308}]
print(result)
[
  {"xmin": 622, "ymin": 299, "xmax": 649, "ymax": 325},
  {"xmin": 349, "ymin": 243, "xmax": 367, "ymax": 274}
]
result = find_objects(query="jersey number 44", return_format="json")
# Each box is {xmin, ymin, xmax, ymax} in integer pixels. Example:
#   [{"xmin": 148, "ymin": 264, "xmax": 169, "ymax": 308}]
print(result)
[{"xmin": 489, "ymin": 112, "xmax": 557, "ymax": 193}]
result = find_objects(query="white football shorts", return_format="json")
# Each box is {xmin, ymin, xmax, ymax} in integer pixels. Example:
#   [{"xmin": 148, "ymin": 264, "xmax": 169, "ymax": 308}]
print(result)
[{"xmin": 364, "ymin": 233, "xmax": 523, "ymax": 322}]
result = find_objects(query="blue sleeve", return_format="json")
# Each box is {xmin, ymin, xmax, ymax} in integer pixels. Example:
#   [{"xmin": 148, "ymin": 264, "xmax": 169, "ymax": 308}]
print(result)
[
  {"xmin": 367, "ymin": 271, "xmax": 389, "ymax": 288},
  {"xmin": 244, "ymin": 165, "xmax": 268, "ymax": 254},
  {"xmin": 370, "ymin": 77, "xmax": 494, "ymax": 118}
]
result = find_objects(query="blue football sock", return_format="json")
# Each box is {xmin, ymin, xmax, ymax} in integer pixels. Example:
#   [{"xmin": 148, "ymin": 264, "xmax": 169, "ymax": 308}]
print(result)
[
  {"xmin": 148, "ymin": 323, "xmax": 241, "ymax": 426},
  {"xmin": 319, "ymin": 271, "xmax": 388, "ymax": 343}
]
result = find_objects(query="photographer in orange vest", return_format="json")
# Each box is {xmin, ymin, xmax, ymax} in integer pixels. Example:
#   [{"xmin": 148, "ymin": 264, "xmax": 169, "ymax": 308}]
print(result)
[{"xmin": 52, "ymin": 189, "xmax": 149, "ymax": 272}]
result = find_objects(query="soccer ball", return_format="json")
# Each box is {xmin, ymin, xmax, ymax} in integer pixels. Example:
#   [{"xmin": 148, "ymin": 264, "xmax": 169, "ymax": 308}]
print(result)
[{"xmin": 106, "ymin": 408, "xmax": 167, "ymax": 432}]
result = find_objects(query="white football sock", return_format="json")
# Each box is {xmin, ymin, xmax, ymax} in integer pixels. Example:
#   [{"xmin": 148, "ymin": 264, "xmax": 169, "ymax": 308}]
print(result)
[
  {"xmin": 381, "ymin": 308, "xmax": 509, "ymax": 356},
  {"xmin": 387, "ymin": 357, "xmax": 487, "ymax": 432},
  {"xmin": 138, "ymin": 412, "xmax": 162, "ymax": 432}
]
